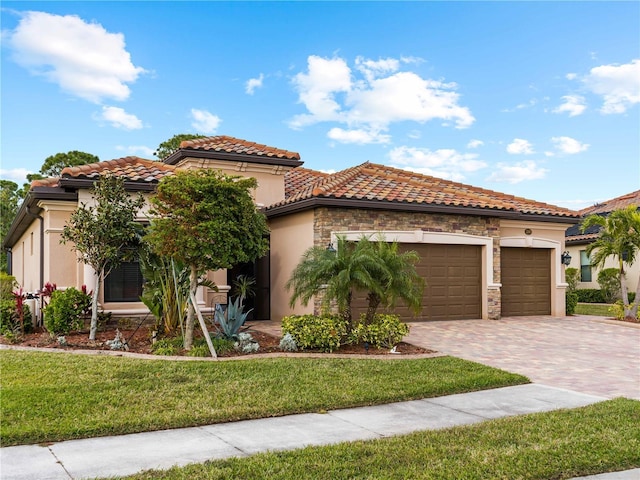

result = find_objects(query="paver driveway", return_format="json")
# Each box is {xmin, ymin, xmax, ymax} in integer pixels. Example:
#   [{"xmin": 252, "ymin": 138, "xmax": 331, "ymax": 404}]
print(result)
[{"xmin": 406, "ymin": 315, "xmax": 640, "ymax": 400}]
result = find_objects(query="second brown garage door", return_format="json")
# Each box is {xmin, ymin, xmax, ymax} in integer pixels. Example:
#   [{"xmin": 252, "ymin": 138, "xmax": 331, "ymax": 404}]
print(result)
[
  {"xmin": 352, "ymin": 243, "xmax": 482, "ymax": 321},
  {"xmin": 501, "ymin": 247, "xmax": 551, "ymax": 316}
]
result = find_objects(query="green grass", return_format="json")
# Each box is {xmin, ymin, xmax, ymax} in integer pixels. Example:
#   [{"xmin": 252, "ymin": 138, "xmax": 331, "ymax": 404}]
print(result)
[
  {"xmin": 123, "ymin": 398, "xmax": 640, "ymax": 480},
  {"xmin": 575, "ymin": 302, "xmax": 613, "ymax": 316},
  {"xmin": 0, "ymin": 351, "xmax": 527, "ymax": 446}
]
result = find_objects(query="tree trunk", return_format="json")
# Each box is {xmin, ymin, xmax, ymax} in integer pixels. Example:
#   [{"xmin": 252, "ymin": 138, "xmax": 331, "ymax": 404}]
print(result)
[
  {"xmin": 184, "ymin": 264, "xmax": 198, "ymax": 350},
  {"xmin": 89, "ymin": 269, "xmax": 101, "ymax": 341},
  {"xmin": 629, "ymin": 276, "xmax": 640, "ymax": 321},
  {"xmin": 365, "ymin": 292, "xmax": 381, "ymax": 326},
  {"xmin": 342, "ymin": 290, "xmax": 353, "ymax": 332}
]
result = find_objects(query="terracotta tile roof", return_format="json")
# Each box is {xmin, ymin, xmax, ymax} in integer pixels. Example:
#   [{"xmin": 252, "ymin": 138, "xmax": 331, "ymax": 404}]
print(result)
[
  {"xmin": 285, "ymin": 168, "xmax": 329, "ymax": 198},
  {"xmin": 61, "ymin": 157, "xmax": 176, "ymax": 183},
  {"xmin": 566, "ymin": 190, "xmax": 640, "ymax": 241},
  {"xmin": 269, "ymin": 162, "xmax": 579, "ymax": 218},
  {"xmin": 579, "ymin": 190, "xmax": 640, "ymax": 215},
  {"xmin": 180, "ymin": 135, "xmax": 301, "ymax": 160},
  {"xmin": 31, "ymin": 177, "xmax": 60, "ymax": 188}
]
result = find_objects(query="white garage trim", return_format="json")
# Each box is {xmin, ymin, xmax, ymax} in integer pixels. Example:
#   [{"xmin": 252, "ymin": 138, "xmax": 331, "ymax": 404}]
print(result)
[{"xmin": 499, "ymin": 236, "xmax": 567, "ymax": 289}]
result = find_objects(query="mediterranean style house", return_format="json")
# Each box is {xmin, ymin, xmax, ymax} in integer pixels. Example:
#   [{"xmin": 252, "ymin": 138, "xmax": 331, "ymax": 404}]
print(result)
[
  {"xmin": 565, "ymin": 190, "xmax": 640, "ymax": 292},
  {"xmin": 3, "ymin": 135, "xmax": 581, "ymax": 322}
]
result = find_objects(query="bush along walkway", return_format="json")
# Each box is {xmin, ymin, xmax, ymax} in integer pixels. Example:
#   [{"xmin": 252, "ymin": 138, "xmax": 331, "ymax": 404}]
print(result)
[{"xmin": 0, "ymin": 384, "xmax": 622, "ymax": 480}]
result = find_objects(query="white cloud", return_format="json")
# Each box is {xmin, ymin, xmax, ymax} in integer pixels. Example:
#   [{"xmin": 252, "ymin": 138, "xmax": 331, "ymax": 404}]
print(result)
[
  {"xmin": 467, "ymin": 139, "xmax": 484, "ymax": 149},
  {"xmin": 487, "ymin": 161, "xmax": 548, "ymax": 184},
  {"xmin": 0, "ymin": 168, "xmax": 32, "ymax": 184},
  {"xmin": 115, "ymin": 145, "xmax": 155, "ymax": 157},
  {"xmin": 327, "ymin": 127, "xmax": 390, "ymax": 144},
  {"xmin": 98, "ymin": 106, "xmax": 143, "ymax": 130},
  {"xmin": 583, "ymin": 59, "xmax": 640, "ymax": 114},
  {"xmin": 245, "ymin": 73, "xmax": 264, "ymax": 95},
  {"xmin": 355, "ymin": 56, "xmax": 400, "ymax": 81},
  {"xmin": 502, "ymin": 98, "xmax": 537, "ymax": 112},
  {"xmin": 389, "ymin": 146, "xmax": 486, "ymax": 182},
  {"xmin": 566, "ymin": 73, "xmax": 578, "ymax": 80},
  {"xmin": 289, "ymin": 54, "xmax": 474, "ymax": 140},
  {"xmin": 6, "ymin": 11, "xmax": 145, "ymax": 103},
  {"xmin": 190, "ymin": 108, "xmax": 221, "ymax": 134},
  {"xmin": 553, "ymin": 95, "xmax": 587, "ymax": 116},
  {"xmin": 551, "ymin": 136, "xmax": 589, "ymax": 154},
  {"xmin": 506, "ymin": 138, "xmax": 534, "ymax": 155},
  {"xmin": 290, "ymin": 56, "xmax": 352, "ymax": 128}
]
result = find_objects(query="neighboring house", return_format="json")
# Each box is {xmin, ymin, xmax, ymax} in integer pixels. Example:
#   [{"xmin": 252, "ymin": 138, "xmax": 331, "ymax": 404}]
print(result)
[
  {"xmin": 565, "ymin": 190, "xmax": 640, "ymax": 292},
  {"xmin": 3, "ymin": 135, "xmax": 581, "ymax": 322}
]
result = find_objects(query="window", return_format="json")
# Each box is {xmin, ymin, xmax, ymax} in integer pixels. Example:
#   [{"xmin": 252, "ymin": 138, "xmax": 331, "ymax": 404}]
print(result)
[
  {"xmin": 580, "ymin": 250, "xmax": 592, "ymax": 282},
  {"xmin": 104, "ymin": 261, "xmax": 144, "ymax": 302}
]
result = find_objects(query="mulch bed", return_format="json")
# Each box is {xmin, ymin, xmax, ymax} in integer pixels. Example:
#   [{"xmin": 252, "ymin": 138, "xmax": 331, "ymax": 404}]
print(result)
[{"xmin": 0, "ymin": 324, "xmax": 434, "ymax": 357}]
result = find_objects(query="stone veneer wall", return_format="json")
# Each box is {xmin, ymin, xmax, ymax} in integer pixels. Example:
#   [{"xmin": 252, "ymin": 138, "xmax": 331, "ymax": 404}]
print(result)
[{"xmin": 313, "ymin": 207, "xmax": 503, "ymax": 320}]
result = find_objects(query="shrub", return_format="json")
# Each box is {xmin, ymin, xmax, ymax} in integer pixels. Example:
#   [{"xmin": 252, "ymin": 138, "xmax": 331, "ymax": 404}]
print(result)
[
  {"xmin": 282, "ymin": 314, "xmax": 347, "ymax": 352},
  {"xmin": 151, "ymin": 337, "xmax": 181, "ymax": 356},
  {"xmin": 609, "ymin": 301, "xmax": 640, "ymax": 321},
  {"xmin": 566, "ymin": 291, "xmax": 578, "ymax": 315},
  {"xmin": 350, "ymin": 314, "xmax": 409, "ymax": 349},
  {"xmin": 0, "ymin": 300, "xmax": 32, "ymax": 336},
  {"xmin": 629, "ymin": 292, "xmax": 636, "ymax": 303},
  {"xmin": 597, "ymin": 268, "xmax": 621, "ymax": 303},
  {"xmin": 279, "ymin": 333, "xmax": 298, "ymax": 352},
  {"xmin": 44, "ymin": 288, "xmax": 91, "ymax": 335},
  {"xmin": 0, "ymin": 273, "xmax": 18, "ymax": 301},
  {"xmin": 565, "ymin": 267, "xmax": 579, "ymax": 293},
  {"xmin": 234, "ymin": 332, "xmax": 259, "ymax": 353},
  {"xmin": 575, "ymin": 289, "xmax": 606, "ymax": 303}
]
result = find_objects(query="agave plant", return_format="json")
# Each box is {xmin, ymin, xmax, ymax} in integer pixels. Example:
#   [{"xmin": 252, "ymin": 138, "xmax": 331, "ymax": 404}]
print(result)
[{"xmin": 214, "ymin": 296, "xmax": 252, "ymax": 339}]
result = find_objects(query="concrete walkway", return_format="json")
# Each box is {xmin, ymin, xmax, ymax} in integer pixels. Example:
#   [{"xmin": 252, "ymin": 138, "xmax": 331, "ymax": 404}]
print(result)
[
  {"xmin": 406, "ymin": 315, "xmax": 640, "ymax": 400},
  {"xmin": 0, "ymin": 384, "xmax": 614, "ymax": 480}
]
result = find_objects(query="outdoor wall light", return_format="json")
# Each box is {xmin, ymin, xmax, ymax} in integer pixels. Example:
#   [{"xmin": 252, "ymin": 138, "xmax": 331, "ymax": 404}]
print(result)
[{"xmin": 561, "ymin": 251, "xmax": 572, "ymax": 266}]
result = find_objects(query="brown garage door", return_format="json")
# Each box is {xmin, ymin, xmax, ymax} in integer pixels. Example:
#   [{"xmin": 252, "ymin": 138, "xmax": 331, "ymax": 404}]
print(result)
[
  {"xmin": 501, "ymin": 247, "xmax": 551, "ymax": 316},
  {"xmin": 352, "ymin": 243, "xmax": 482, "ymax": 321}
]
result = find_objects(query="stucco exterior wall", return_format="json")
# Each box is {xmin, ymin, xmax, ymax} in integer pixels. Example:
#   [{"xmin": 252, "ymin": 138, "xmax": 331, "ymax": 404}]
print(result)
[
  {"xmin": 268, "ymin": 210, "xmax": 315, "ymax": 320},
  {"xmin": 9, "ymin": 220, "xmax": 41, "ymax": 293},
  {"xmin": 499, "ymin": 220, "xmax": 571, "ymax": 317},
  {"xmin": 565, "ymin": 244, "xmax": 640, "ymax": 293},
  {"xmin": 175, "ymin": 158, "xmax": 292, "ymax": 208}
]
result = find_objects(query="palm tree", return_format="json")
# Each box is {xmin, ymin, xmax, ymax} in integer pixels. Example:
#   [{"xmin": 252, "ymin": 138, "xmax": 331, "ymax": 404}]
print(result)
[
  {"xmin": 286, "ymin": 236, "xmax": 379, "ymax": 329},
  {"xmin": 361, "ymin": 236, "xmax": 424, "ymax": 325},
  {"xmin": 581, "ymin": 205, "xmax": 640, "ymax": 320}
]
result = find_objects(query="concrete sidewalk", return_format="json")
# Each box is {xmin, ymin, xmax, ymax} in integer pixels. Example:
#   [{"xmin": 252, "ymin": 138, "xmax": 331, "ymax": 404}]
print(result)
[{"xmin": 1, "ymin": 383, "xmax": 624, "ymax": 480}]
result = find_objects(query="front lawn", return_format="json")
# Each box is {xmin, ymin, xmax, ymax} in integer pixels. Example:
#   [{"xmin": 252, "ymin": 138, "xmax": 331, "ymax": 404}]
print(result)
[
  {"xmin": 0, "ymin": 351, "xmax": 527, "ymax": 446},
  {"xmin": 124, "ymin": 398, "xmax": 640, "ymax": 480},
  {"xmin": 575, "ymin": 302, "xmax": 613, "ymax": 316}
]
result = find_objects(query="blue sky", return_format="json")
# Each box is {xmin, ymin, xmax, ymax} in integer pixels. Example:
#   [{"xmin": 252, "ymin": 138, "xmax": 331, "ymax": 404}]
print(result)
[{"xmin": 1, "ymin": 1, "xmax": 639, "ymax": 210}]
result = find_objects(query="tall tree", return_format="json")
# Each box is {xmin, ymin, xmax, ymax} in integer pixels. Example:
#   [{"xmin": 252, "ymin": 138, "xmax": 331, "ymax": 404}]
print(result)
[
  {"xmin": 0, "ymin": 180, "xmax": 20, "ymax": 272},
  {"xmin": 581, "ymin": 205, "xmax": 640, "ymax": 320},
  {"xmin": 154, "ymin": 134, "xmax": 205, "ymax": 160},
  {"xmin": 40, "ymin": 151, "xmax": 99, "ymax": 177},
  {"xmin": 145, "ymin": 169, "xmax": 269, "ymax": 350},
  {"xmin": 61, "ymin": 175, "xmax": 145, "ymax": 340}
]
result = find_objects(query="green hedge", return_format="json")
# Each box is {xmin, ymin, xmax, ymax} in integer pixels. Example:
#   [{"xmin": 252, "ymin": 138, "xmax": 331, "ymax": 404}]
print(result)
[
  {"xmin": 576, "ymin": 289, "xmax": 636, "ymax": 304},
  {"xmin": 281, "ymin": 314, "xmax": 347, "ymax": 352}
]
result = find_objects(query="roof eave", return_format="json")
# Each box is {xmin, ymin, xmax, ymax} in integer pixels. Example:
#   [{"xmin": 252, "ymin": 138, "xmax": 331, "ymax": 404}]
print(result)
[
  {"xmin": 59, "ymin": 178, "xmax": 158, "ymax": 192},
  {"xmin": 164, "ymin": 148, "xmax": 304, "ymax": 168},
  {"xmin": 265, "ymin": 197, "xmax": 581, "ymax": 223},
  {"xmin": 2, "ymin": 188, "xmax": 78, "ymax": 249}
]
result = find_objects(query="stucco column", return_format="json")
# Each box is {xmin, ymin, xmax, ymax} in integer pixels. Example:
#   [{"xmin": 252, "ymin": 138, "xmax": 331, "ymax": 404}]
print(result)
[{"xmin": 83, "ymin": 264, "xmax": 97, "ymax": 292}]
